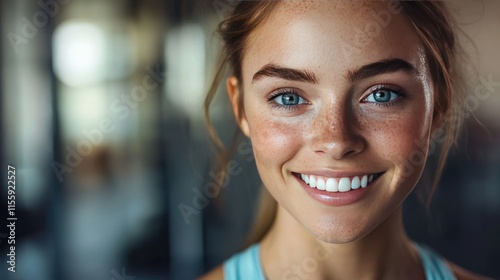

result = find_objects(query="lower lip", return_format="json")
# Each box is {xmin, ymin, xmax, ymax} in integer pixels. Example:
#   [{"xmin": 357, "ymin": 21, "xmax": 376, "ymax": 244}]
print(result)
[{"xmin": 295, "ymin": 175, "xmax": 377, "ymax": 207}]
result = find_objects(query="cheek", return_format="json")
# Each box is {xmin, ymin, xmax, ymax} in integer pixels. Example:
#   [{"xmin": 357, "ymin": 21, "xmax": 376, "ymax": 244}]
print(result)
[
  {"xmin": 248, "ymin": 115, "xmax": 302, "ymax": 170},
  {"xmin": 374, "ymin": 118, "xmax": 426, "ymax": 157},
  {"xmin": 363, "ymin": 110, "xmax": 431, "ymax": 187},
  {"xmin": 243, "ymin": 97, "xmax": 309, "ymax": 182}
]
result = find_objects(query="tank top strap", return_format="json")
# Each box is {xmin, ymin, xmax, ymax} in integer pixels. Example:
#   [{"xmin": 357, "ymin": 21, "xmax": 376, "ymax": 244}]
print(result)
[
  {"xmin": 223, "ymin": 243, "xmax": 457, "ymax": 280},
  {"xmin": 414, "ymin": 243, "xmax": 457, "ymax": 280},
  {"xmin": 223, "ymin": 244, "xmax": 265, "ymax": 280}
]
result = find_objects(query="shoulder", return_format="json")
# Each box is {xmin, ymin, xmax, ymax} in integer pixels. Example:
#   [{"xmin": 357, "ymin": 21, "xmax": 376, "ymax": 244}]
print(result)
[
  {"xmin": 197, "ymin": 264, "xmax": 224, "ymax": 280},
  {"xmin": 199, "ymin": 244, "xmax": 262, "ymax": 280},
  {"xmin": 415, "ymin": 243, "xmax": 491, "ymax": 280},
  {"xmin": 447, "ymin": 261, "xmax": 493, "ymax": 280}
]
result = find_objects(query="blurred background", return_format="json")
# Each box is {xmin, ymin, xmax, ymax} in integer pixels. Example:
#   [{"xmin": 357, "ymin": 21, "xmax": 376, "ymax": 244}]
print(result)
[{"xmin": 0, "ymin": 0, "xmax": 499, "ymax": 279}]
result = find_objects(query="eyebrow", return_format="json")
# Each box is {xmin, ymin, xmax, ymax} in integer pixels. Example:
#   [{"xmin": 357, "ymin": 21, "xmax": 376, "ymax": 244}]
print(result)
[
  {"xmin": 251, "ymin": 58, "xmax": 419, "ymax": 85},
  {"xmin": 345, "ymin": 58, "xmax": 419, "ymax": 83},
  {"xmin": 252, "ymin": 63, "xmax": 319, "ymax": 84}
]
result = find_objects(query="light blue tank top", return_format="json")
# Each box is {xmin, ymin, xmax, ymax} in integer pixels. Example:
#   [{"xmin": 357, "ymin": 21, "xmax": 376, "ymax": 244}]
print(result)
[{"xmin": 223, "ymin": 243, "xmax": 456, "ymax": 280}]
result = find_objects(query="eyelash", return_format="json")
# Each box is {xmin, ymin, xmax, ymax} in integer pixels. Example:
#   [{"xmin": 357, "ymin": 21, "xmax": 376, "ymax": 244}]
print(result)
[
  {"xmin": 266, "ymin": 88, "xmax": 308, "ymax": 111},
  {"xmin": 266, "ymin": 84, "xmax": 406, "ymax": 111},
  {"xmin": 361, "ymin": 85, "xmax": 406, "ymax": 108}
]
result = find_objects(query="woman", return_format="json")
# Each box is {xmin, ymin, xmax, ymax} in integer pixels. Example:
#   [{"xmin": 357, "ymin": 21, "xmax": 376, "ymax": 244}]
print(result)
[{"xmin": 201, "ymin": 1, "xmax": 489, "ymax": 279}]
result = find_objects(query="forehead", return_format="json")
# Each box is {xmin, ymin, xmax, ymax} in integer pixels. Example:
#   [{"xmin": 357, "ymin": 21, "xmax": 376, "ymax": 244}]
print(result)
[
  {"xmin": 279, "ymin": 0, "xmax": 383, "ymax": 17},
  {"xmin": 242, "ymin": 0, "xmax": 426, "ymax": 85}
]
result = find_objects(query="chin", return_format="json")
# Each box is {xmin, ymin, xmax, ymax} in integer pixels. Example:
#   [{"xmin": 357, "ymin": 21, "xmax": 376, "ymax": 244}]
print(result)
[
  {"xmin": 306, "ymin": 220, "xmax": 375, "ymax": 244},
  {"xmin": 293, "ymin": 203, "xmax": 395, "ymax": 245}
]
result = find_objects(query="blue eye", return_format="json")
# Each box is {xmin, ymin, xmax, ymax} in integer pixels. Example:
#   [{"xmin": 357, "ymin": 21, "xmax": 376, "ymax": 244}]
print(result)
[
  {"xmin": 273, "ymin": 92, "xmax": 307, "ymax": 106},
  {"xmin": 364, "ymin": 88, "xmax": 401, "ymax": 103}
]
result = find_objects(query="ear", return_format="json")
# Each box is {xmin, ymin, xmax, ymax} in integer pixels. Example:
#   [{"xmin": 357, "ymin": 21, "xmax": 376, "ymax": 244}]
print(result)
[{"xmin": 227, "ymin": 77, "xmax": 250, "ymax": 137}]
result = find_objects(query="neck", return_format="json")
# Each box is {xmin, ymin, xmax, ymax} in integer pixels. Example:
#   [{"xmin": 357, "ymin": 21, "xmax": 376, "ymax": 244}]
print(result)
[{"xmin": 260, "ymin": 205, "xmax": 424, "ymax": 280}]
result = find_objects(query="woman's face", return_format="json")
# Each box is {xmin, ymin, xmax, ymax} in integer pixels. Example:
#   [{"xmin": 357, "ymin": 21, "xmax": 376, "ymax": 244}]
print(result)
[{"xmin": 230, "ymin": 1, "xmax": 434, "ymax": 242}]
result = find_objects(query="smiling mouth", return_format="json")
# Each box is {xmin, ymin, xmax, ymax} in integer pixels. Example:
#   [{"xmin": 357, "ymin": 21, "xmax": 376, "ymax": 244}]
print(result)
[{"xmin": 295, "ymin": 172, "xmax": 384, "ymax": 192}]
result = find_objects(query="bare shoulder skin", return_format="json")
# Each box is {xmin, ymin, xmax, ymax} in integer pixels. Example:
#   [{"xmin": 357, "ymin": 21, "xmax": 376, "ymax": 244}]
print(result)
[
  {"xmin": 197, "ymin": 265, "xmax": 224, "ymax": 280},
  {"xmin": 200, "ymin": 0, "xmax": 492, "ymax": 279},
  {"xmin": 197, "ymin": 262, "xmax": 492, "ymax": 280},
  {"xmin": 448, "ymin": 262, "xmax": 494, "ymax": 280}
]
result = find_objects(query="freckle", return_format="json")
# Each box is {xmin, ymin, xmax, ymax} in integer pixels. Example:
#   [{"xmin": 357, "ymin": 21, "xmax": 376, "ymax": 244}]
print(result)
[{"xmin": 281, "ymin": 0, "xmax": 318, "ymax": 16}]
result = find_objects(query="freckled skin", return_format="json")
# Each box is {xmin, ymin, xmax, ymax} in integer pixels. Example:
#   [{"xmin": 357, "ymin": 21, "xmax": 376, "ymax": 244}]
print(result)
[
  {"xmin": 227, "ymin": 1, "xmax": 436, "ymax": 279},
  {"xmin": 238, "ymin": 0, "xmax": 432, "ymax": 242}
]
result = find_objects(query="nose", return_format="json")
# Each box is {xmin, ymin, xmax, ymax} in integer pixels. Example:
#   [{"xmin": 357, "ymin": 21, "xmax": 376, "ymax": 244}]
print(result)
[{"xmin": 309, "ymin": 100, "xmax": 366, "ymax": 160}]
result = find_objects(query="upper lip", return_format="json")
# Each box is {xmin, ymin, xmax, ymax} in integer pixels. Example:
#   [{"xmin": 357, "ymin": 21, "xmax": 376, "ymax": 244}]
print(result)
[{"xmin": 292, "ymin": 170, "xmax": 384, "ymax": 178}]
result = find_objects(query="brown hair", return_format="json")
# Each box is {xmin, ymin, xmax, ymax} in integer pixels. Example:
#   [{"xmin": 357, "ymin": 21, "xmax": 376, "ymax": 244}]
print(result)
[
  {"xmin": 204, "ymin": 0, "xmax": 466, "ymax": 246},
  {"xmin": 400, "ymin": 1, "xmax": 468, "ymax": 206}
]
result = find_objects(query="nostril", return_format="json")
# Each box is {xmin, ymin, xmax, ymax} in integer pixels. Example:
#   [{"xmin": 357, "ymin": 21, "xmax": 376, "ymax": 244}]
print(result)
[
  {"xmin": 309, "ymin": 118, "xmax": 366, "ymax": 159},
  {"xmin": 343, "ymin": 150, "xmax": 356, "ymax": 157},
  {"xmin": 312, "ymin": 136, "xmax": 366, "ymax": 160}
]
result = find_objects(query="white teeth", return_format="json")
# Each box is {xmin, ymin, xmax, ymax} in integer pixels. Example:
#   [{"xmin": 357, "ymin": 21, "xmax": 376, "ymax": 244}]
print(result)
[
  {"xmin": 316, "ymin": 178, "xmax": 326, "ymax": 190},
  {"xmin": 338, "ymin": 178, "xmax": 351, "ymax": 192},
  {"xmin": 300, "ymin": 173, "xmax": 379, "ymax": 192},
  {"xmin": 351, "ymin": 176, "xmax": 360, "ymax": 189},
  {"xmin": 361, "ymin": 175, "xmax": 368, "ymax": 188},
  {"xmin": 309, "ymin": 176, "xmax": 317, "ymax": 188},
  {"xmin": 326, "ymin": 178, "xmax": 338, "ymax": 192}
]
